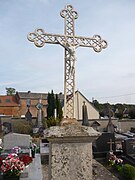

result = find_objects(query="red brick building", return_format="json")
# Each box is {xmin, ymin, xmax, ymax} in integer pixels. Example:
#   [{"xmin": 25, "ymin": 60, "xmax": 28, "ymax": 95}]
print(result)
[
  {"xmin": 0, "ymin": 95, "xmax": 20, "ymax": 117},
  {"xmin": 16, "ymin": 92, "xmax": 48, "ymax": 118},
  {"xmin": 0, "ymin": 92, "xmax": 49, "ymax": 118}
]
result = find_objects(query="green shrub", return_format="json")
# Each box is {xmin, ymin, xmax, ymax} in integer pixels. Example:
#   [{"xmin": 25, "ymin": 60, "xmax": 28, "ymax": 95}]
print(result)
[
  {"xmin": 120, "ymin": 164, "xmax": 135, "ymax": 180},
  {"xmin": 115, "ymin": 164, "xmax": 122, "ymax": 172},
  {"xmin": 46, "ymin": 117, "xmax": 61, "ymax": 128},
  {"xmin": 13, "ymin": 121, "xmax": 33, "ymax": 135}
]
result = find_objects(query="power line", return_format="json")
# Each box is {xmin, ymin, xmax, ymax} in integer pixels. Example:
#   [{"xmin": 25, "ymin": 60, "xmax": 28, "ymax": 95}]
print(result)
[{"xmin": 96, "ymin": 92, "xmax": 135, "ymax": 100}]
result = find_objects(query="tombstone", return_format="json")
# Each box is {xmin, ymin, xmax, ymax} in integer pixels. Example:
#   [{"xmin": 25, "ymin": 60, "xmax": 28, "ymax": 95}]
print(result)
[
  {"xmin": 25, "ymin": 108, "xmax": 32, "ymax": 122},
  {"xmin": 82, "ymin": 101, "xmax": 89, "ymax": 126},
  {"xmin": 3, "ymin": 133, "xmax": 32, "ymax": 151},
  {"xmin": 95, "ymin": 133, "xmax": 116, "ymax": 153},
  {"xmin": 130, "ymin": 127, "xmax": 135, "ymax": 133},
  {"xmin": 40, "ymin": 138, "xmax": 49, "ymax": 164},
  {"xmin": 123, "ymin": 138, "xmax": 135, "ymax": 156},
  {"xmin": 122, "ymin": 138, "xmax": 135, "ymax": 166},
  {"xmin": 106, "ymin": 105, "xmax": 115, "ymax": 133},
  {"xmin": 35, "ymin": 98, "xmax": 44, "ymax": 129},
  {"xmin": 2, "ymin": 122, "xmax": 12, "ymax": 134}
]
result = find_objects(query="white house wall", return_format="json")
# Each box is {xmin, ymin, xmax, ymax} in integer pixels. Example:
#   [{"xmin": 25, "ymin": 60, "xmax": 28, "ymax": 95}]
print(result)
[
  {"xmin": 63, "ymin": 91, "xmax": 99, "ymax": 120},
  {"xmin": 75, "ymin": 92, "xmax": 99, "ymax": 120}
]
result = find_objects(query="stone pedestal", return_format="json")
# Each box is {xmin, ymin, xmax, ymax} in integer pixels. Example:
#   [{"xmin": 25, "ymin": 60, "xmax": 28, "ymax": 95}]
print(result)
[{"xmin": 44, "ymin": 123, "xmax": 100, "ymax": 180}]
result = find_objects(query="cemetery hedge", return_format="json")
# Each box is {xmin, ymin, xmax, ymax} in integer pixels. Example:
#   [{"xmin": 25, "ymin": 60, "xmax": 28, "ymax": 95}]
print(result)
[
  {"xmin": 13, "ymin": 121, "xmax": 33, "ymax": 135},
  {"xmin": 120, "ymin": 164, "xmax": 135, "ymax": 180},
  {"xmin": 45, "ymin": 117, "xmax": 61, "ymax": 128},
  {"xmin": 109, "ymin": 162, "xmax": 135, "ymax": 180}
]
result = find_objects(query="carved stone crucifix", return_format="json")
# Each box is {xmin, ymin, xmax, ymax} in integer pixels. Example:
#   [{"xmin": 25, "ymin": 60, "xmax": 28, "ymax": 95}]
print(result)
[{"xmin": 27, "ymin": 4, "xmax": 107, "ymax": 119}]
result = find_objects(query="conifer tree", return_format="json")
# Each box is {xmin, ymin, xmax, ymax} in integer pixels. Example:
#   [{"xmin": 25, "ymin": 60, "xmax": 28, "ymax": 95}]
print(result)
[
  {"xmin": 56, "ymin": 94, "xmax": 63, "ymax": 120},
  {"xmin": 47, "ymin": 90, "xmax": 56, "ymax": 118},
  {"xmin": 47, "ymin": 91, "xmax": 63, "ymax": 127}
]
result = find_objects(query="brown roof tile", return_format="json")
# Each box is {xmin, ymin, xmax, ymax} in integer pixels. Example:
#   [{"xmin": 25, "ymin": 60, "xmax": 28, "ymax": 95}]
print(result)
[{"xmin": 0, "ymin": 96, "xmax": 20, "ymax": 107}]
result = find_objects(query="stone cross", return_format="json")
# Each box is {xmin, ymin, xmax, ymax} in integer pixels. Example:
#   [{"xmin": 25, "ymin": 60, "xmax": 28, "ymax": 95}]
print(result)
[
  {"xmin": 36, "ymin": 95, "xmax": 43, "ymax": 128},
  {"xmin": 27, "ymin": 4, "xmax": 107, "ymax": 119},
  {"xmin": 107, "ymin": 138, "xmax": 115, "ymax": 152}
]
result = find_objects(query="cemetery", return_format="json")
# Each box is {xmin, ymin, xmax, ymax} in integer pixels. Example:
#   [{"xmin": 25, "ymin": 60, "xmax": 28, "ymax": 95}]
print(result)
[{"xmin": 0, "ymin": 2, "xmax": 135, "ymax": 180}]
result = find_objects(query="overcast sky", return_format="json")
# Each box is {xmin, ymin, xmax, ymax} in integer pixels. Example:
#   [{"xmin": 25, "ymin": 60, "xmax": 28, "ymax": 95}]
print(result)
[{"xmin": 0, "ymin": 0, "xmax": 135, "ymax": 104}]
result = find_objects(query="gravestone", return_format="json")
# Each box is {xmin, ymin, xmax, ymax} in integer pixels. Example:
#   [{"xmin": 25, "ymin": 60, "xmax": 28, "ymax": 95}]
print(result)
[
  {"xmin": 40, "ymin": 138, "xmax": 49, "ymax": 164},
  {"xmin": 82, "ymin": 101, "xmax": 89, "ymax": 126},
  {"xmin": 3, "ymin": 133, "xmax": 32, "ymax": 150},
  {"xmin": 122, "ymin": 138, "xmax": 135, "ymax": 166},
  {"xmin": 2, "ymin": 122, "xmax": 12, "ymax": 134},
  {"xmin": 130, "ymin": 127, "xmax": 135, "ymax": 133},
  {"xmin": 25, "ymin": 108, "xmax": 32, "ymax": 122},
  {"xmin": 95, "ymin": 133, "xmax": 115, "ymax": 153},
  {"xmin": 123, "ymin": 138, "xmax": 135, "ymax": 155},
  {"xmin": 35, "ymin": 99, "xmax": 44, "ymax": 130}
]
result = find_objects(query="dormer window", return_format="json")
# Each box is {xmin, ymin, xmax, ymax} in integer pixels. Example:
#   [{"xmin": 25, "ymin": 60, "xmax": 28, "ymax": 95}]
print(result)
[{"xmin": 6, "ymin": 99, "xmax": 10, "ymax": 103}]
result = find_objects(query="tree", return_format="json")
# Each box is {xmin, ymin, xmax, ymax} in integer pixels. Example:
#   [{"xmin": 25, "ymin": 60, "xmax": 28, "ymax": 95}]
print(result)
[
  {"xmin": 6, "ymin": 87, "xmax": 16, "ymax": 95},
  {"xmin": 93, "ymin": 99, "xmax": 100, "ymax": 110},
  {"xmin": 128, "ymin": 108, "xmax": 135, "ymax": 119},
  {"xmin": 56, "ymin": 94, "xmax": 63, "ymax": 120},
  {"xmin": 47, "ymin": 91, "xmax": 63, "ymax": 127},
  {"xmin": 115, "ymin": 108, "xmax": 123, "ymax": 119},
  {"xmin": 47, "ymin": 90, "xmax": 56, "ymax": 118}
]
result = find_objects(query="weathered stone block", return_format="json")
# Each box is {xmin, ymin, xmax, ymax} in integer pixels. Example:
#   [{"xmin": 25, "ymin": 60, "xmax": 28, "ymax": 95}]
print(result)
[{"xmin": 44, "ymin": 123, "xmax": 100, "ymax": 180}]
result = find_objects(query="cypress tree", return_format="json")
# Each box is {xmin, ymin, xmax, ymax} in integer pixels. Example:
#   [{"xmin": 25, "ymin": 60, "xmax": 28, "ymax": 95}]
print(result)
[
  {"xmin": 47, "ymin": 90, "xmax": 56, "ymax": 119},
  {"xmin": 56, "ymin": 94, "xmax": 63, "ymax": 120}
]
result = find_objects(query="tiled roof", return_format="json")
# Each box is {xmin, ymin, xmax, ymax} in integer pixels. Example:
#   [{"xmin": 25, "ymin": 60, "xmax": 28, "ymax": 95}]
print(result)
[
  {"xmin": 17, "ymin": 92, "xmax": 64, "ymax": 101},
  {"xmin": 0, "ymin": 95, "xmax": 20, "ymax": 107},
  {"xmin": 17, "ymin": 92, "xmax": 48, "ymax": 100}
]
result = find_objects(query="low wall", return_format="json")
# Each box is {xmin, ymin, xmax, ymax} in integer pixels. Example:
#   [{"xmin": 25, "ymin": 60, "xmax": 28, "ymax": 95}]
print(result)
[
  {"xmin": 78, "ymin": 119, "xmax": 135, "ymax": 132},
  {"xmin": 0, "ymin": 117, "xmax": 135, "ymax": 133}
]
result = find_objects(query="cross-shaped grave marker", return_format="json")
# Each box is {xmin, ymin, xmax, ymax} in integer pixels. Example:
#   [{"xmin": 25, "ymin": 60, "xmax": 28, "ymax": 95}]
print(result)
[
  {"xmin": 27, "ymin": 4, "xmax": 107, "ymax": 119},
  {"xmin": 107, "ymin": 138, "xmax": 115, "ymax": 152}
]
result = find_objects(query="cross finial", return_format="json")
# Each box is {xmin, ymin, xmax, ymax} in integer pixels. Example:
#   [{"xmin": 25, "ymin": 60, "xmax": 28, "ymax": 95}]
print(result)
[
  {"xmin": 60, "ymin": 4, "xmax": 78, "ymax": 36},
  {"xmin": 60, "ymin": 4, "xmax": 78, "ymax": 19}
]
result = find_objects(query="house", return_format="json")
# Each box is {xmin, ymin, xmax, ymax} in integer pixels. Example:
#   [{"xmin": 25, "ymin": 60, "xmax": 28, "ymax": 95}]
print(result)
[
  {"xmin": 16, "ymin": 91, "xmax": 48, "ymax": 118},
  {"xmin": 0, "ymin": 91, "xmax": 99, "ymax": 119},
  {"xmin": 74, "ymin": 91, "xmax": 99, "ymax": 120},
  {"xmin": 0, "ymin": 95, "xmax": 20, "ymax": 117}
]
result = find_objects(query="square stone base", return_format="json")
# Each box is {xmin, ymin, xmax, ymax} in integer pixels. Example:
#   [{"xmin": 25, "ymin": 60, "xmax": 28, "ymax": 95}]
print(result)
[{"xmin": 50, "ymin": 142, "xmax": 92, "ymax": 180}]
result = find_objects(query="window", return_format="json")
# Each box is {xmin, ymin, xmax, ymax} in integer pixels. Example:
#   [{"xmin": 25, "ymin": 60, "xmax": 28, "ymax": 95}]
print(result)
[
  {"xmin": 6, "ymin": 99, "xmax": 10, "ymax": 103},
  {"xmin": 0, "ymin": 99, "xmax": 1, "ymax": 103}
]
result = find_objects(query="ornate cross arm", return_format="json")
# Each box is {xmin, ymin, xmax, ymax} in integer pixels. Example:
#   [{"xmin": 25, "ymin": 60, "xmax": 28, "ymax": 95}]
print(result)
[
  {"xmin": 27, "ymin": 28, "xmax": 107, "ymax": 52},
  {"xmin": 74, "ymin": 35, "xmax": 107, "ymax": 52},
  {"xmin": 27, "ymin": 29, "xmax": 66, "ymax": 47}
]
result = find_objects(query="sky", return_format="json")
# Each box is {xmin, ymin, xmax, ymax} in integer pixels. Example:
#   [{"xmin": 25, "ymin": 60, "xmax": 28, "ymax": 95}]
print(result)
[{"xmin": 0, "ymin": 0, "xmax": 135, "ymax": 104}]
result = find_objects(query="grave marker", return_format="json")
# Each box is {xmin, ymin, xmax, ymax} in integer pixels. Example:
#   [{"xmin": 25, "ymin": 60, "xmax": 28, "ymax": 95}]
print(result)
[
  {"xmin": 123, "ymin": 138, "xmax": 135, "ymax": 155},
  {"xmin": 3, "ymin": 133, "xmax": 32, "ymax": 150},
  {"xmin": 107, "ymin": 138, "xmax": 115, "ymax": 152},
  {"xmin": 27, "ymin": 4, "xmax": 107, "ymax": 120}
]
